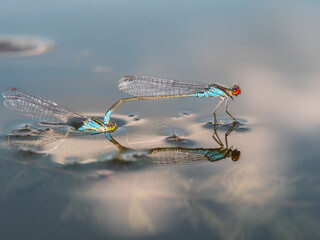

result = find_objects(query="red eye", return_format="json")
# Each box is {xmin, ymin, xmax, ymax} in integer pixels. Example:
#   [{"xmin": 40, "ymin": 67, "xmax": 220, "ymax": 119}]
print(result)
[
  {"xmin": 232, "ymin": 86, "xmax": 241, "ymax": 96},
  {"xmin": 231, "ymin": 150, "xmax": 240, "ymax": 161}
]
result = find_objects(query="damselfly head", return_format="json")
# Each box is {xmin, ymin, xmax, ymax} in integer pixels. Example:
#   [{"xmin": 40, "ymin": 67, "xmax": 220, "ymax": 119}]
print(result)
[
  {"xmin": 231, "ymin": 84, "xmax": 241, "ymax": 96},
  {"xmin": 107, "ymin": 121, "xmax": 117, "ymax": 133},
  {"xmin": 231, "ymin": 149, "xmax": 240, "ymax": 161}
]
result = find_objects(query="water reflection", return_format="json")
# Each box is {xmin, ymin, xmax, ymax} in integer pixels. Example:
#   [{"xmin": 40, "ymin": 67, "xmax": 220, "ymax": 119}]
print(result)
[
  {"xmin": 104, "ymin": 123, "xmax": 240, "ymax": 164},
  {"xmin": 5, "ymin": 119, "xmax": 241, "ymax": 167},
  {"xmin": 0, "ymin": 36, "xmax": 53, "ymax": 57},
  {"xmin": 60, "ymin": 126, "xmax": 320, "ymax": 239},
  {"xmin": 3, "ymin": 117, "xmax": 320, "ymax": 239}
]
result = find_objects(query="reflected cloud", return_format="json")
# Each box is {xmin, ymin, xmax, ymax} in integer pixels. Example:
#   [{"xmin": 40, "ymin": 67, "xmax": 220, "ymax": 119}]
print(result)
[
  {"xmin": 92, "ymin": 66, "xmax": 113, "ymax": 73},
  {"xmin": 3, "ymin": 118, "xmax": 249, "ymax": 238},
  {"xmin": 0, "ymin": 36, "xmax": 54, "ymax": 57},
  {"xmin": 62, "ymin": 170, "xmax": 188, "ymax": 236},
  {"xmin": 60, "ymin": 124, "xmax": 319, "ymax": 239},
  {"xmin": 3, "ymin": 112, "xmax": 319, "ymax": 239},
  {"xmin": 241, "ymin": 68, "xmax": 320, "ymax": 127}
]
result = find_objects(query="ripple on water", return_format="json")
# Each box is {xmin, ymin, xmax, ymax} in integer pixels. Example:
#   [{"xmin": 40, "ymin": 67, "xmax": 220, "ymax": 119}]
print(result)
[
  {"xmin": 164, "ymin": 131, "xmax": 196, "ymax": 147},
  {"xmin": 175, "ymin": 111, "xmax": 191, "ymax": 118},
  {"xmin": 202, "ymin": 120, "xmax": 250, "ymax": 132}
]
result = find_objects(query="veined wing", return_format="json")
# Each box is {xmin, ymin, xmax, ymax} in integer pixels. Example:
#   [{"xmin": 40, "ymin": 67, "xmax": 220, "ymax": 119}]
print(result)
[
  {"xmin": 118, "ymin": 75, "xmax": 210, "ymax": 97},
  {"xmin": 148, "ymin": 148, "xmax": 209, "ymax": 165},
  {"xmin": 2, "ymin": 87, "xmax": 87, "ymax": 124}
]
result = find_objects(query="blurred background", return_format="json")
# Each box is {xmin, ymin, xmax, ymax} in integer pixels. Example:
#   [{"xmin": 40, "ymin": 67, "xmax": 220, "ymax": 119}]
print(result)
[{"xmin": 1, "ymin": 0, "xmax": 320, "ymax": 239}]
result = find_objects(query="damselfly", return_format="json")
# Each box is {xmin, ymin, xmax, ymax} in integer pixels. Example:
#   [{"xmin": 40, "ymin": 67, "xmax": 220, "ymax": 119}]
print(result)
[
  {"xmin": 104, "ymin": 75, "xmax": 241, "ymax": 124},
  {"xmin": 2, "ymin": 88, "xmax": 117, "ymax": 134},
  {"xmin": 105, "ymin": 122, "xmax": 240, "ymax": 164}
]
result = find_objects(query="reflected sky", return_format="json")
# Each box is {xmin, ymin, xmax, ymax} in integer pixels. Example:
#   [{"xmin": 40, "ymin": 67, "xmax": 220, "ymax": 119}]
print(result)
[
  {"xmin": 60, "ymin": 122, "xmax": 319, "ymax": 239},
  {"xmin": 1, "ymin": 0, "xmax": 320, "ymax": 239},
  {"xmin": 4, "ymin": 113, "xmax": 319, "ymax": 239}
]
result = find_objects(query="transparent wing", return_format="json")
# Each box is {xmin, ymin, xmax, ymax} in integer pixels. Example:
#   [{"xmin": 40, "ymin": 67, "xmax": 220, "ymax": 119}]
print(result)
[
  {"xmin": 149, "ymin": 148, "xmax": 209, "ymax": 165},
  {"xmin": 2, "ymin": 87, "xmax": 87, "ymax": 124},
  {"xmin": 118, "ymin": 75, "xmax": 210, "ymax": 97}
]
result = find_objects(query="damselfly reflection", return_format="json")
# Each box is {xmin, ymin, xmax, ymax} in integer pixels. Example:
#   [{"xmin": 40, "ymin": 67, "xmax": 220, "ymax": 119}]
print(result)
[
  {"xmin": 6, "ymin": 123, "xmax": 240, "ymax": 166},
  {"xmin": 104, "ymin": 123, "xmax": 240, "ymax": 165}
]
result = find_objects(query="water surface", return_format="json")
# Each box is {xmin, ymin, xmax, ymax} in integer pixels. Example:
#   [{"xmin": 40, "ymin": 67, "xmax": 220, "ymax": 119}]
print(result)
[{"xmin": 1, "ymin": 0, "xmax": 320, "ymax": 239}]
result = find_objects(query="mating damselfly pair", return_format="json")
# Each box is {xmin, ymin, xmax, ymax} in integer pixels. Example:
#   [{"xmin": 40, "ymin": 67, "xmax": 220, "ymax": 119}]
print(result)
[{"xmin": 2, "ymin": 76, "xmax": 241, "ymax": 134}]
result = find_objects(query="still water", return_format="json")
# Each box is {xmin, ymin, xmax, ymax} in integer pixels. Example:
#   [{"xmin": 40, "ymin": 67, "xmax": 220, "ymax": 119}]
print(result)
[{"xmin": 1, "ymin": 0, "xmax": 320, "ymax": 239}]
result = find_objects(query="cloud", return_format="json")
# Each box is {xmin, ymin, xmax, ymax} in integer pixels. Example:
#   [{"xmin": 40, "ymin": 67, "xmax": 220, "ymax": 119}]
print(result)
[
  {"xmin": 0, "ymin": 35, "xmax": 54, "ymax": 57},
  {"xmin": 92, "ymin": 66, "xmax": 113, "ymax": 73}
]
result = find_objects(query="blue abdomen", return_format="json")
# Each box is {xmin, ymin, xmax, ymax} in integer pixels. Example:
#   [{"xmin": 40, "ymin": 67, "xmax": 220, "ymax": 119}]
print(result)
[
  {"xmin": 207, "ymin": 87, "xmax": 226, "ymax": 97},
  {"xmin": 193, "ymin": 87, "xmax": 226, "ymax": 98}
]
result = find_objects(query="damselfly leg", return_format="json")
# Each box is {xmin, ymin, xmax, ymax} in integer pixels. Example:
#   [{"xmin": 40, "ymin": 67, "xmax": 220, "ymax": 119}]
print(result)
[
  {"xmin": 225, "ymin": 97, "xmax": 237, "ymax": 122},
  {"xmin": 213, "ymin": 97, "xmax": 225, "ymax": 124},
  {"xmin": 212, "ymin": 121, "xmax": 238, "ymax": 149},
  {"xmin": 212, "ymin": 123, "xmax": 224, "ymax": 147}
]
